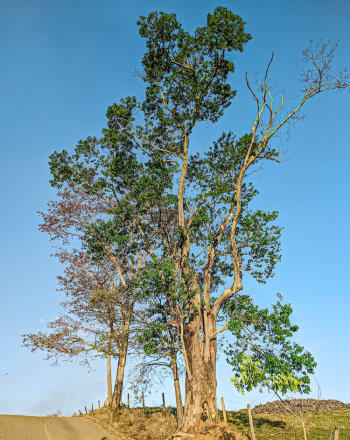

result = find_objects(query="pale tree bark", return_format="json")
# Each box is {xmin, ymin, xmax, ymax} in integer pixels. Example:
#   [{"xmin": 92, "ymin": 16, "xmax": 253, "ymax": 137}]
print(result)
[
  {"xmin": 179, "ymin": 314, "xmax": 217, "ymax": 434},
  {"xmin": 112, "ymin": 348, "xmax": 127, "ymax": 407},
  {"xmin": 107, "ymin": 354, "xmax": 113, "ymax": 406},
  {"xmin": 171, "ymin": 350, "xmax": 184, "ymax": 426},
  {"xmin": 112, "ymin": 316, "xmax": 132, "ymax": 408}
]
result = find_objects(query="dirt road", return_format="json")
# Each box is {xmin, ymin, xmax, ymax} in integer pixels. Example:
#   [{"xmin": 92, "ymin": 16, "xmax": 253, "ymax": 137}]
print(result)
[{"xmin": 0, "ymin": 414, "xmax": 121, "ymax": 440}]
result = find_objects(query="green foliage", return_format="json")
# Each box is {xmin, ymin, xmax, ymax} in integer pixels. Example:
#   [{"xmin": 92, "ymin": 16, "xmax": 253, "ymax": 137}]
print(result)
[
  {"xmin": 231, "ymin": 354, "xmax": 305, "ymax": 395},
  {"xmin": 138, "ymin": 256, "xmax": 177, "ymax": 300},
  {"xmin": 138, "ymin": 323, "xmax": 168, "ymax": 355},
  {"xmin": 138, "ymin": 7, "xmax": 251, "ymax": 137},
  {"xmin": 225, "ymin": 294, "xmax": 316, "ymax": 395},
  {"xmin": 185, "ymin": 132, "xmax": 281, "ymax": 289},
  {"xmin": 47, "ymin": 9, "xmax": 270, "ymax": 298},
  {"xmin": 237, "ymin": 209, "xmax": 282, "ymax": 283},
  {"xmin": 45, "ymin": 7, "xmax": 321, "ymax": 404}
]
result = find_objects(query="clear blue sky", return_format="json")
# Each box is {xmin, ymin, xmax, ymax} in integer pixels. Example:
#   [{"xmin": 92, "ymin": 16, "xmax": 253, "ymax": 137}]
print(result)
[{"xmin": 1, "ymin": 0, "xmax": 349, "ymax": 416}]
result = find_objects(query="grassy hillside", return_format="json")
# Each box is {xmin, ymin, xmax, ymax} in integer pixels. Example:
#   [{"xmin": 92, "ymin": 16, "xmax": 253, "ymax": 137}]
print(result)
[
  {"xmin": 224, "ymin": 406, "xmax": 350, "ymax": 440},
  {"xmin": 87, "ymin": 405, "xmax": 350, "ymax": 440}
]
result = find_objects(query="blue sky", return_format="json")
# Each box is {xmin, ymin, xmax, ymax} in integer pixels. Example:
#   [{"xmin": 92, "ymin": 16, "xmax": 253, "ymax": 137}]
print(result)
[{"xmin": 0, "ymin": 0, "xmax": 349, "ymax": 416}]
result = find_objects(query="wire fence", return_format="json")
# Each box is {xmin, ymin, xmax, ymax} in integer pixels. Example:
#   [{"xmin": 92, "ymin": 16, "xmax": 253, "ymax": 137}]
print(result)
[{"xmin": 74, "ymin": 392, "xmax": 247, "ymax": 416}]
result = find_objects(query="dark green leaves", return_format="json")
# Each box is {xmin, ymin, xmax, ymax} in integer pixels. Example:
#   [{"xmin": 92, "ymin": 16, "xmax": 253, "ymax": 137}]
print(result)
[
  {"xmin": 138, "ymin": 8, "xmax": 251, "ymax": 134},
  {"xmin": 238, "ymin": 209, "xmax": 283, "ymax": 283}
]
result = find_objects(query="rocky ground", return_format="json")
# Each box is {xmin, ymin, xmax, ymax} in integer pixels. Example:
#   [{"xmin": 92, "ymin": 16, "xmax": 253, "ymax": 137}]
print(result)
[{"xmin": 252, "ymin": 399, "xmax": 347, "ymax": 415}]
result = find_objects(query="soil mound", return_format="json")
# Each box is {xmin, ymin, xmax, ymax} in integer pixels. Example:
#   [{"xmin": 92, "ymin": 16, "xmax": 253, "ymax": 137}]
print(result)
[{"xmin": 252, "ymin": 399, "xmax": 347, "ymax": 415}]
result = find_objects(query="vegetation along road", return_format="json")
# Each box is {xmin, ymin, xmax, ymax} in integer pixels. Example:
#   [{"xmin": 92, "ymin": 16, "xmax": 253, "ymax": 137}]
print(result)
[{"xmin": 0, "ymin": 414, "xmax": 120, "ymax": 440}]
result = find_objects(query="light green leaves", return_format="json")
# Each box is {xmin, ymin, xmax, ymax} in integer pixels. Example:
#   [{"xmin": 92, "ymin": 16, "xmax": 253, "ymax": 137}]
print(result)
[
  {"xmin": 231, "ymin": 354, "xmax": 305, "ymax": 395},
  {"xmin": 226, "ymin": 294, "xmax": 316, "ymax": 395}
]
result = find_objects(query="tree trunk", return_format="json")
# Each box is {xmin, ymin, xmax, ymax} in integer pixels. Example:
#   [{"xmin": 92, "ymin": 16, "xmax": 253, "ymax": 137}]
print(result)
[
  {"xmin": 112, "ymin": 314, "xmax": 131, "ymax": 408},
  {"xmin": 107, "ymin": 354, "xmax": 113, "ymax": 406},
  {"xmin": 171, "ymin": 351, "xmax": 184, "ymax": 426},
  {"xmin": 112, "ymin": 348, "xmax": 127, "ymax": 408},
  {"xmin": 179, "ymin": 314, "xmax": 217, "ymax": 434}
]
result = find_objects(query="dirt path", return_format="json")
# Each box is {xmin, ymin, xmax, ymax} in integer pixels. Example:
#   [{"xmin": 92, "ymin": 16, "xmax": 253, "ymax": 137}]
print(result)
[{"xmin": 0, "ymin": 414, "xmax": 122, "ymax": 440}]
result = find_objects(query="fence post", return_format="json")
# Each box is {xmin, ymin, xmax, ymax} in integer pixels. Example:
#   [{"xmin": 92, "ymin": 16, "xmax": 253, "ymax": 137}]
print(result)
[
  {"xmin": 98, "ymin": 400, "xmax": 100, "ymax": 410},
  {"xmin": 142, "ymin": 391, "xmax": 145, "ymax": 409},
  {"xmin": 247, "ymin": 404, "xmax": 256, "ymax": 440},
  {"xmin": 91, "ymin": 403, "xmax": 94, "ymax": 412},
  {"xmin": 85, "ymin": 406, "xmax": 87, "ymax": 414},
  {"xmin": 334, "ymin": 426, "xmax": 339, "ymax": 440},
  {"xmin": 221, "ymin": 397, "xmax": 227, "ymax": 424},
  {"xmin": 128, "ymin": 393, "xmax": 130, "ymax": 409}
]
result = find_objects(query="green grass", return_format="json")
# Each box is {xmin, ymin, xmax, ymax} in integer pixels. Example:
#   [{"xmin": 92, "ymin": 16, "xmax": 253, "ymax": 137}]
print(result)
[
  {"xmin": 90, "ymin": 405, "xmax": 350, "ymax": 439},
  {"xmin": 220, "ymin": 406, "xmax": 350, "ymax": 440}
]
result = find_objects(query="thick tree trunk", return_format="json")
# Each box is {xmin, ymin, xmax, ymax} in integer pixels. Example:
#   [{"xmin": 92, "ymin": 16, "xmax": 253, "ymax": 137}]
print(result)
[
  {"xmin": 107, "ymin": 354, "xmax": 113, "ymax": 407},
  {"xmin": 112, "ymin": 348, "xmax": 127, "ymax": 408},
  {"xmin": 171, "ymin": 352, "xmax": 184, "ymax": 426},
  {"xmin": 179, "ymin": 314, "xmax": 217, "ymax": 434}
]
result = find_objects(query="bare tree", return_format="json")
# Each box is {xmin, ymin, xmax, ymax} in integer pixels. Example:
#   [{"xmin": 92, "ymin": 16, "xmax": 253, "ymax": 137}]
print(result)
[{"xmin": 23, "ymin": 187, "xmax": 146, "ymax": 407}]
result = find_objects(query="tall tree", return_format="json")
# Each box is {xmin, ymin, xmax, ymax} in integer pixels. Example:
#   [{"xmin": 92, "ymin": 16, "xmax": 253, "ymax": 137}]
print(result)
[{"xmin": 47, "ymin": 8, "xmax": 349, "ymax": 436}]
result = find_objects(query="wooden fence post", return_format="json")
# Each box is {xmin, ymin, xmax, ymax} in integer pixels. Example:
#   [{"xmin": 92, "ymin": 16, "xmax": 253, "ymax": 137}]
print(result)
[
  {"xmin": 162, "ymin": 392, "xmax": 166, "ymax": 410},
  {"xmin": 221, "ymin": 397, "xmax": 227, "ymax": 424},
  {"xmin": 127, "ymin": 393, "xmax": 130, "ymax": 409},
  {"xmin": 142, "ymin": 391, "xmax": 145, "ymax": 409},
  {"xmin": 334, "ymin": 426, "xmax": 339, "ymax": 440},
  {"xmin": 247, "ymin": 404, "xmax": 256, "ymax": 440},
  {"xmin": 91, "ymin": 403, "xmax": 94, "ymax": 412},
  {"xmin": 85, "ymin": 406, "xmax": 87, "ymax": 414},
  {"xmin": 98, "ymin": 400, "xmax": 100, "ymax": 409}
]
